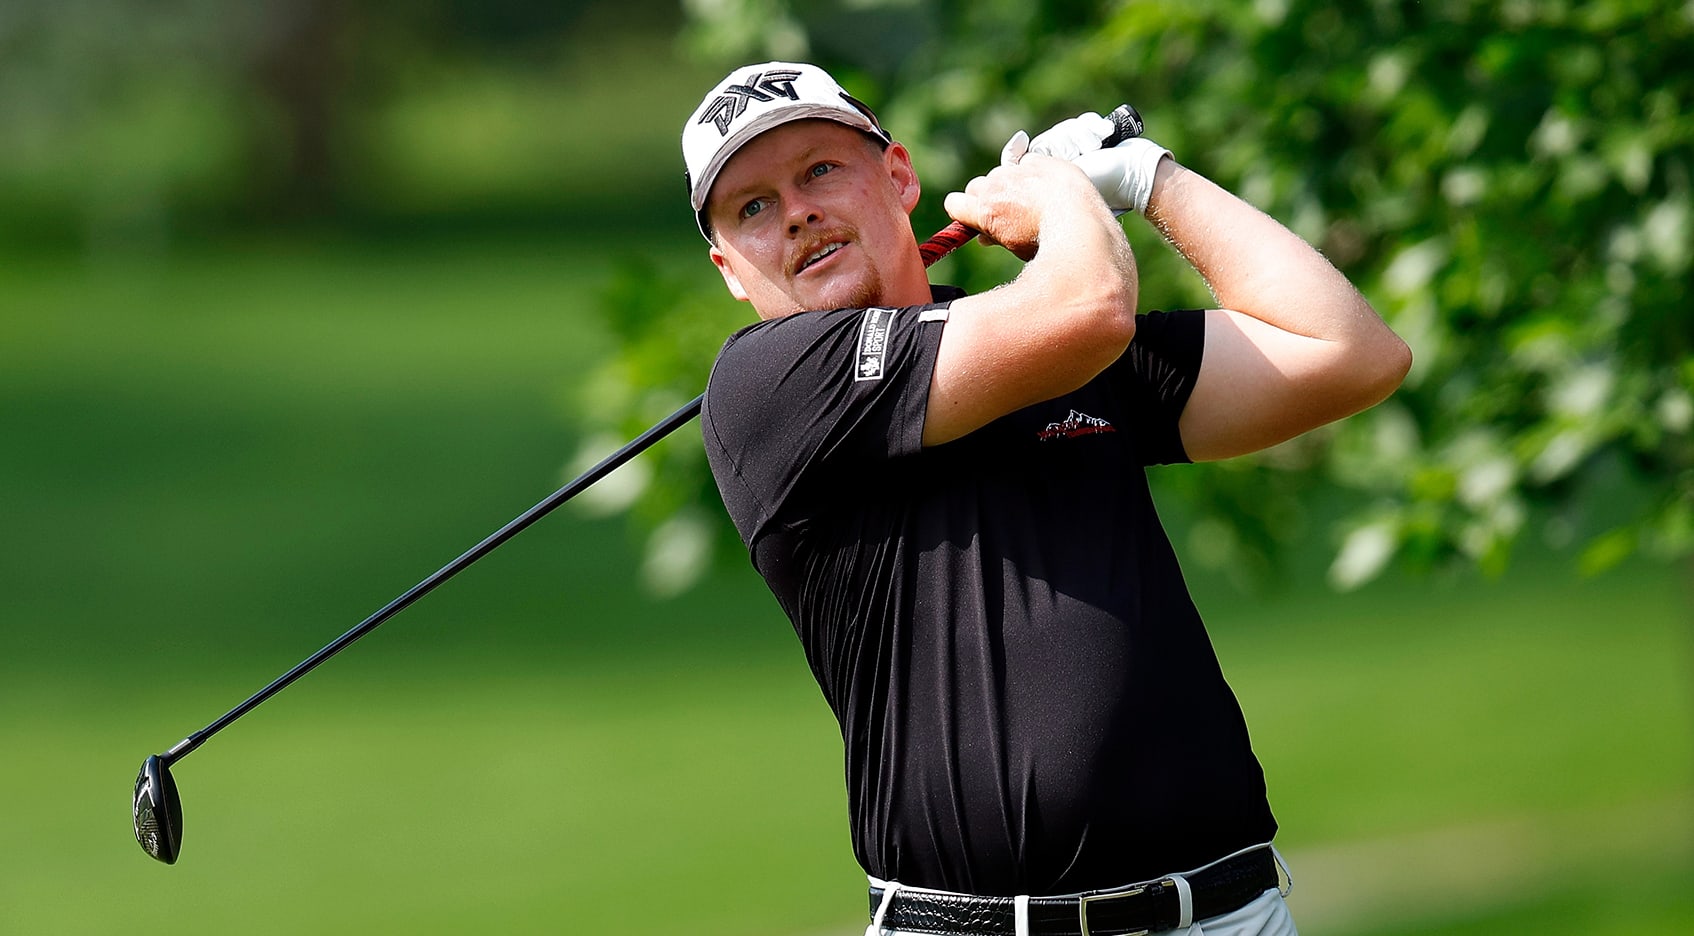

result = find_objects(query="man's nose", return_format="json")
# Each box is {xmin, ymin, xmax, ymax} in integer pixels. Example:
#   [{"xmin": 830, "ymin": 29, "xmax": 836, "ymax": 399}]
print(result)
[{"xmin": 784, "ymin": 193, "xmax": 823, "ymax": 234}]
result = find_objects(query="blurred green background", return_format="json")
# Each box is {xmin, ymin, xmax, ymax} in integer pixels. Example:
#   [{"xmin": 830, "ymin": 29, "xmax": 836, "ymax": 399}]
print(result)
[{"xmin": 3, "ymin": 2, "xmax": 1690, "ymax": 934}]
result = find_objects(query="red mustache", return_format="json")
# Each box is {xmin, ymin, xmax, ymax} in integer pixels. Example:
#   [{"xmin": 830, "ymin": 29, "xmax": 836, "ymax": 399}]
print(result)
[{"xmin": 790, "ymin": 231, "xmax": 854, "ymax": 275}]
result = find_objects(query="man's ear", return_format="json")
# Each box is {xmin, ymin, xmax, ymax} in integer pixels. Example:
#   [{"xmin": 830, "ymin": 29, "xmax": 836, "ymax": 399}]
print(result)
[
  {"xmin": 886, "ymin": 142, "xmax": 922, "ymax": 215},
  {"xmin": 709, "ymin": 246, "xmax": 751, "ymax": 303}
]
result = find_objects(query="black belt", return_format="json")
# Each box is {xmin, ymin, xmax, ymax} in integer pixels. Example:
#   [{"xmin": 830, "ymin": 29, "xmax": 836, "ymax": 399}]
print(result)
[{"xmin": 867, "ymin": 847, "xmax": 1280, "ymax": 936}]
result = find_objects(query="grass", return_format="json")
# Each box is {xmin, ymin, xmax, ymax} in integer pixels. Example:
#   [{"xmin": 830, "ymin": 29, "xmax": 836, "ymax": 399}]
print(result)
[
  {"xmin": 2, "ymin": 233, "xmax": 1690, "ymax": 934},
  {"xmin": 1, "ymin": 654, "xmax": 859, "ymax": 935},
  {"xmin": 1224, "ymin": 562, "xmax": 1694, "ymax": 839}
]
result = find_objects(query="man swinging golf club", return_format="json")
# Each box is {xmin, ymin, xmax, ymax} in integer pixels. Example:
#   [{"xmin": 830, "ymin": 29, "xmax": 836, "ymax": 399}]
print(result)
[{"xmin": 686, "ymin": 62, "xmax": 1411, "ymax": 935}]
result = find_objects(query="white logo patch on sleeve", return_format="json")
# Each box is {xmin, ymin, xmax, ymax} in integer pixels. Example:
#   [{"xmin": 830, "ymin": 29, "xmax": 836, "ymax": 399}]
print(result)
[{"xmin": 854, "ymin": 308, "xmax": 895, "ymax": 381}]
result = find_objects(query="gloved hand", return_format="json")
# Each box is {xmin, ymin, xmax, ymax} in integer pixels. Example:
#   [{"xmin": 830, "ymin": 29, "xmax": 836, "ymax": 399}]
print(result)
[
  {"xmin": 1026, "ymin": 112, "xmax": 1119, "ymax": 161},
  {"xmin": 1010, "ymin": 111, "xmax": 1172, "ymax": 216},
  {"xmin": 1073, "ymin": 137, "xmax": 1171, "ymax": 216},
  {"xmin": 1000, "ymin": 129, "xmax": 1030, "ymax": 166}
]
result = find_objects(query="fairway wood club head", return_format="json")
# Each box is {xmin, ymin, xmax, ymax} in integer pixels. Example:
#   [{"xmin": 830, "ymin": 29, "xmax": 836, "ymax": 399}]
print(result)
[{"xmin": 133, "ymin": 754, "xmax": 183, "ymax": 864}]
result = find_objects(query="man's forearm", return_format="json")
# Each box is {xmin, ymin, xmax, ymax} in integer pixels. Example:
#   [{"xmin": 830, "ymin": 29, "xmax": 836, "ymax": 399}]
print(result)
[
  {"xmin": 1145, "ymin": 159, "xmax": 1382, "ymax": 344},
  {"xmin": 925, "ymin": 156, "xmax": 1140, "ymax": 447},
  {"xmin": 1145, "ymin": 157, "xmax": 1413, "ymax": 460}
]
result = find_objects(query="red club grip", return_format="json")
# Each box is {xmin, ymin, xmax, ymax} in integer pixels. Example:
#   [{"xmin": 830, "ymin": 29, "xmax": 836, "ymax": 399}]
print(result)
[
  {"xmin": 917, "ymin": 103, "xmax": 1143, "ymax": 268},
  {"xmin": 919, "ymin": 222, "xmax": 976, "ymax": 268}
]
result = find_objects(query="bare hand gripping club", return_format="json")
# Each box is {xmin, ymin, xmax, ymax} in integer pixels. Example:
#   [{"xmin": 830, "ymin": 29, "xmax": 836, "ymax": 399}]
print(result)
[
  {"xmin": 133, "ymin": 101, "xmax": 1145, "ymax": 865},
  {"xmin": 918, "ymin": 103, "xmax": 1144, "ymax": 266}
]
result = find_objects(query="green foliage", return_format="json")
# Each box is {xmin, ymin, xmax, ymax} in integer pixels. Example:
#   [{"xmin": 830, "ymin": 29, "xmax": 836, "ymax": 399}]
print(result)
[
  {"xmin": 565, "ymin": 256, "xmax": 755, "ymax": 594},
  {"xmin": 578, "ymin": 0, "xmax": 1694, "ymax": 592}
]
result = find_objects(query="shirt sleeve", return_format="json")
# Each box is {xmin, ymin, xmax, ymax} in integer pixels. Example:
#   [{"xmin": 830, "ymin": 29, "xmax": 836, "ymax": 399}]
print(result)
[
  {"xmin": 1107, "ymin": 308, "xmax": 1206, "ymax": 466},
  {"xmin": 701, "ymin": 302, "xmax": 948, "ymax": 547}
]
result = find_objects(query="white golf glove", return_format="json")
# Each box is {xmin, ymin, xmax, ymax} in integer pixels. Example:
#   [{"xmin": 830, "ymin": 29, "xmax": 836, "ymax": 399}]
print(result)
[
  {"xmin": 1010, "ymin": 111, "xmax": 1172, "ymax": 216},
  {"xmin": 1027, "ymin": 112, "xmax": 1119, "ymax": 161},
  {"xmin": 1001, "ymin": 129, "xmax": 1031, "ymax": 166},
  {"xmin": 1073, "ymin": 137, "xmax": 1171, "ymax": 216}
]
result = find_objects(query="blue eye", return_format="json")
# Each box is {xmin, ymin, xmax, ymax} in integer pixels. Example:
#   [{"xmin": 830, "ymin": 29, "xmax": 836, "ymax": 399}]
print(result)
[
  {"xmin": 741, "ymin": 199, "xmax": 766, "ymax": 220},
  {"xmin": 810, "ymin": 163, "xmax": 834, "ymax": 178}
]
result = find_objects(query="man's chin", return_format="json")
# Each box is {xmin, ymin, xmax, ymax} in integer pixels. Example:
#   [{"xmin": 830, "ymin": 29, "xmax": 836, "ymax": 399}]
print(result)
[
  {"xmin": 799, "ymin": 276, "xmax": 883, "ymax": 313},
  {"xmin": 751, "ymin": 271, "xmax": 886, "ymax": 319}
]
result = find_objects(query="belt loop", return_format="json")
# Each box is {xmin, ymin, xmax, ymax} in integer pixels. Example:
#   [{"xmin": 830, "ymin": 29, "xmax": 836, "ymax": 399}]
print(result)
[
  {"xmin": 867, "ymin": 881, "xmax": 903, "ymax": 936},
  {"xmin": 1168, "ymin": 874, "xmax": 1194, "ymax": 929},
  {"xmin": 1269, "ymin": 844, "xmax": 1294, "ymax": 897},
  {"xmin": 1014, "ymin": 894, "xmax": 1030, "ymax": 936}
]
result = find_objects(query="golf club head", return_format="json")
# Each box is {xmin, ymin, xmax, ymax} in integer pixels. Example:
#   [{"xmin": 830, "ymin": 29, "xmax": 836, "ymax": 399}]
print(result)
[{"xmin": 133, "ymin": 754, "xmax": 182, "ymax": 864}]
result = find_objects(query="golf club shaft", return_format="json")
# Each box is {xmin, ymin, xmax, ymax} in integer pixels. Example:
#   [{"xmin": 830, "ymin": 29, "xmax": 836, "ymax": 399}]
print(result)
[
  {"xmin": 163, "ymin": 394, "xmax": 704, "ymax": 768},
  {"xmin": 162, "ymin": 214, "xmax": 955, "ymax": 768},
  {"xmin": 158, "ymin": 105, "xmax": 1143, "ymax": 767}
]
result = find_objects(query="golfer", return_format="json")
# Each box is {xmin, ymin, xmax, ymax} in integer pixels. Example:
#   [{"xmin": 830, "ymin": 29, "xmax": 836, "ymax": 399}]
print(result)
[{"xmin": 684, "ymin": 62, "xmax": 1410, "ymax": 936}]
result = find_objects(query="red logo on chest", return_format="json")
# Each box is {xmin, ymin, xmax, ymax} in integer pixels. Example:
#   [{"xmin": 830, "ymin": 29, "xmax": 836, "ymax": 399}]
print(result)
[{"xmin": 1037, "ymin": 409, "xmax": 1116, "ymax": 441}]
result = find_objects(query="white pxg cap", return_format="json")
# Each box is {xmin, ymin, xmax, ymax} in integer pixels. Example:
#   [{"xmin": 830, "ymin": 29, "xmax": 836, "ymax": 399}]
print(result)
[{"xmin": 683, "ymin": 61, "xmax": 891, "ymax": 241}]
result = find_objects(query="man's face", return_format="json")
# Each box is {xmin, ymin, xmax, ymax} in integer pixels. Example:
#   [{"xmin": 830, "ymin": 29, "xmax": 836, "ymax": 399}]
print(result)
[{"xmin": 706, "ymin": 120, "xmax": 926, "ymax": 320}]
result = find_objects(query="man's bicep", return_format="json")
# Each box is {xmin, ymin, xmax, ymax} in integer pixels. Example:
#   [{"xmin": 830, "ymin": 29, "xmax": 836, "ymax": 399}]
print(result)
[
  {"xmin": 923, "ymin": 298, "xmax": 1030, "ymax": 447},
  {"xmin": 1178, "ymin": 308, "xmax": 1367, "ymax": 462},
  {"xmin": 923, "ymin": 292, "xmax": 1131, "ymax": 447}
]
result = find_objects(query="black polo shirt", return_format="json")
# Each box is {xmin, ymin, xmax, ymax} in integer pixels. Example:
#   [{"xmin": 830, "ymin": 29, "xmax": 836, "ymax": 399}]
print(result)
[{"xmin": 701, "ymin": 287, "xmax": 1275, "ymax": 895}]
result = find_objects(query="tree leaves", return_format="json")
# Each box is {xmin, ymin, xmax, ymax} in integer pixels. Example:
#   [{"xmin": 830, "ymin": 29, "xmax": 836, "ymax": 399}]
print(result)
[{"xmin": 577, "ymin": 0, "xmax": 1693, "ymax": 592}]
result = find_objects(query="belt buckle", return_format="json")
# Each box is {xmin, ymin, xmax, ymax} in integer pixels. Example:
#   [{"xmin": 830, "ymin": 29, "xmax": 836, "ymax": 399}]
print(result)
[{"xmin": 1077, "ymin": 878, "xmax": 1169, "ymax": 936}]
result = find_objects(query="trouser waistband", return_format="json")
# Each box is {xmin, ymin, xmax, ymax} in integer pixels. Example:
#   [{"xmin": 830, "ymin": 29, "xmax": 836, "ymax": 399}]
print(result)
[{"xmin": 867, "ymin": 844, "xmax": 1287, "ymax": 936}]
